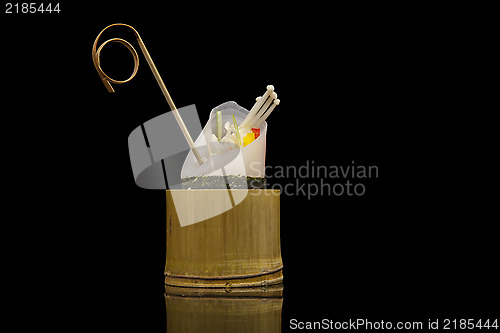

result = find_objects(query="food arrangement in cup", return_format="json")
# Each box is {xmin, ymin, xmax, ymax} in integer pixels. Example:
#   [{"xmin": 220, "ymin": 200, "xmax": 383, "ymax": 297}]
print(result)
[{"xmin": 181, "ymin": 85, "xmax": 280, "ymax": 189}]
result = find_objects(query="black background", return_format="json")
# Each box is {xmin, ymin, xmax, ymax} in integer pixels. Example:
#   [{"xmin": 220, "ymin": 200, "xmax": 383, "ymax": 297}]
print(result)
[{"xmin": 2, "ymin": 2, "xmax": 497, "ymax": 332}]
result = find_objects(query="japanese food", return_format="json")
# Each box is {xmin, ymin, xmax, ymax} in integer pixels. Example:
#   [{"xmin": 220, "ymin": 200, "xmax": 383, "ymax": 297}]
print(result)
[{"xmin": 180, "ymin": 85, "xmax": 280, "ymax": 188}]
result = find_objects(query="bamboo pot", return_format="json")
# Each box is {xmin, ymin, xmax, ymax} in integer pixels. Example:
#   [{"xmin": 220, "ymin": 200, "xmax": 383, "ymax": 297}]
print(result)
[{"xmin": 165, "ymin": 189, "xmax": 283, "ymax": 289}]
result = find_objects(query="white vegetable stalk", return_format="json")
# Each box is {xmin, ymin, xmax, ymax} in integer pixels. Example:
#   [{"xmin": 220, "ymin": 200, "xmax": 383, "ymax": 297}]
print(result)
[
  {"xmin": 216, "ymin": 110, "xmax": 223, "ymax": 141},
  {"xmin": 253, "ymin": 98, "xmax": 280, "ymax": 128},
  {"xmin": 240, "ymin": 85, "xmax": 274, "ymax": 128}
]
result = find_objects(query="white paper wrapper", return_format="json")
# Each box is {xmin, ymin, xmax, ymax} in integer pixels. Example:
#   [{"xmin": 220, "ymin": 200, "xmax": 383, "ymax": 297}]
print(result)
[{"xmin": 181, "ymin": 101, "xmax": 267, "ymax": 179}]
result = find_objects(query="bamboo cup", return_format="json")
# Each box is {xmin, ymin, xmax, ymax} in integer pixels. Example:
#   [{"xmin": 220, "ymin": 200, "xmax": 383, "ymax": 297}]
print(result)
[{"xmin": 165, "ymin": 189, "xmax": 283, "ymax": 289}]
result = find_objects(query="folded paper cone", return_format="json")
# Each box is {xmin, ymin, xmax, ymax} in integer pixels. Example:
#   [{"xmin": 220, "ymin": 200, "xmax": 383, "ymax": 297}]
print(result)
[{"xmin": 181, "ymin": 101, "xmax": 267, "ymax": 179}]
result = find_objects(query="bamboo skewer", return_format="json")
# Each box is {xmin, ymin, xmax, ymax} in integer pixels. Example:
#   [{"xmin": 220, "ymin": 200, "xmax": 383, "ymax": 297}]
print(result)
[{"xmin": 92, "ymin": 23, "xmax": 203, "ymax": 165}]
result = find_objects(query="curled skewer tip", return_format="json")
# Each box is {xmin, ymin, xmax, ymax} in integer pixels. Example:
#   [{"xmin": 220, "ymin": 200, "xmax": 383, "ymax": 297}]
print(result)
[
  {"xmin": 266, "ymin": 85, "xmax": 275, "ymax": 91},
  {"xmin": 91, "ymin": 23, "xmax": 204, "ymax": 165},
  {"xmin": 271, "ymin": 92, "xmax": 277, "ymax": 99},
  {"xmin": 274, "ymin": 99, "xmax": 280, "ymax": 105}
]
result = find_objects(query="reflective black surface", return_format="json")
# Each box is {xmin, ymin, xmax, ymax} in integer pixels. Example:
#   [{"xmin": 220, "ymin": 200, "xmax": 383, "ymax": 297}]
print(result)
[{"xmin": 165, "ymin": 292, "xmax": 283, "ymax": 333}]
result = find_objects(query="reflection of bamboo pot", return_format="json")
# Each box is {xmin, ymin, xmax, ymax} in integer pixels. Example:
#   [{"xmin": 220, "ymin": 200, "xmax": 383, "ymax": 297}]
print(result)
[
  {"xmin": 165, "ymin": 189, "xmax": 283, "ymax": 289},
  {"xmin": 165, "ymin": 294, "xmax": 283, "ymax": 332}
]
